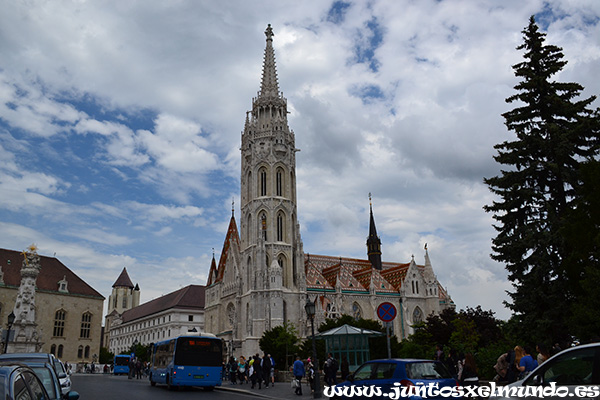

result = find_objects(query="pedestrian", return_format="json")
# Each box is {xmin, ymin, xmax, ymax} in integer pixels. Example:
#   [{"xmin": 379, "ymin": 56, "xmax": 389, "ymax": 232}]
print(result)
[
  {"xmin": 268, "ymin": 354, "xmax": 276, "ymax": 386},
  {"xmin": 434, "ymin": 344, "xmax": 445, "ymax": 362},
  {"xmin": 324, "ymin": 353, "xmax": 338, "ymax": 385},
  {"xmin": 340, "ymin": 355, "xmax": 350, "ymax": 381},
  {"xmin": 292, "ymin": 355, "xmax": 305, "ymax": 396},
  {"xmin": 261, "ymin": 353, "xmax": 272, "ymax": 388},
  {"xmin": 228, "ymin": 356, "xmax": 238, "ymax": 384},
  {"xmin": 238, "ymin": 356, "xmax": 247, "ymax": 384},
  {"xmin": 459, "ymin": 353, "xmax": 479, "ymax": 392},
  {"xmin": 445, "ymin": 349, "xmax": 459, "ymax": 379},
  {"xmin": 252, "ymin": 354, "xmax": 262, "ymax": 389},
  {"xmin": 517, "ymin": 346, "xmax": 538, "ymax": 379},
  {"xmin": 307, "ymin": 358, "xmax": 315, "ymax": 394},
  {"xmin": 536, "ymin": 344, "xmax": 550, "ymax": 365}
]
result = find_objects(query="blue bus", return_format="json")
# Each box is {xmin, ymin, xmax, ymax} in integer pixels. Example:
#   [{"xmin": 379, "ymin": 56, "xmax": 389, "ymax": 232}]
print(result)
[
  {"xmin": 113, "ymin": 354, "xmax": 131, "ymax": 375},
  {"xmin": 149, "ymin": 335, "xmax": 223, "ymax": 390}
]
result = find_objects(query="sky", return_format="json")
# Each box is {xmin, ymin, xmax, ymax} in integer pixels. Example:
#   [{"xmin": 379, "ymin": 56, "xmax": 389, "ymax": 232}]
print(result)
[{"xmin": 1, "ymin": 0, "xmax": 599, "ymax": 323}]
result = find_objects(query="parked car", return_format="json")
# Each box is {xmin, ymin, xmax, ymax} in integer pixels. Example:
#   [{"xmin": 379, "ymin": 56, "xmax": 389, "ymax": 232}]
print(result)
[
  {"xmin": 0, "ymin": 353, "xmax": 79, "ymax": 400},
  {"xmin": 0, "ymin": 363, "xmax": 51, "ymax": 400},
  {"xmin": 331, "ymin": 358, "xmax": 459, "ymax": 399},
  {"xmin": 56, "ymin": 360, "xmax": 72, "ymax": 396},
  {"xmin": 489, "ymin": 342, "xmax": 600, "ymax": 400}
]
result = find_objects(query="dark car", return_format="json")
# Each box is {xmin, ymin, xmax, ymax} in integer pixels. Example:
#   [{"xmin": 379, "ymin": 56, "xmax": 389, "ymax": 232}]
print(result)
[
  {"xmin": 0, "ymin": 363, "xmax": 52, "ymax": 400},
  {"xmin": 330, "ymin": 358, "xmax": 459, "ymax": 399},
  {"xmin": 0, "ymin": 354, "xmax": 79, "ymax": 400}
]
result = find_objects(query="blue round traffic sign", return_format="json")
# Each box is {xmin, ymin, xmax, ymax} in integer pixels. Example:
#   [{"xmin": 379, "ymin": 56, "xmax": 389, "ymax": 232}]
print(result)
[{"xmin": 377, "ymin": 302, "xmax": 397, "ymax": 322}]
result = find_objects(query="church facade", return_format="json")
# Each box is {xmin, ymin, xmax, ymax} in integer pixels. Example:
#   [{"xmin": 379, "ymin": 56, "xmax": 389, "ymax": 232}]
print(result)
[{"xmin": 204, "ymin": 25, "xmax": 454, "ymax": 357}]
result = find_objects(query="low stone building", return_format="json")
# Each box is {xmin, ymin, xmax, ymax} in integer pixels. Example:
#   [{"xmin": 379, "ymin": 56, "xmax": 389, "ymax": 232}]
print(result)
[
  {"xmin": 0, "ymin": 248, "xmax": 104, "ymax": 363},
  {"xmin": 106, "ymin": 284, "xmax": 206, "ymax": 355}
]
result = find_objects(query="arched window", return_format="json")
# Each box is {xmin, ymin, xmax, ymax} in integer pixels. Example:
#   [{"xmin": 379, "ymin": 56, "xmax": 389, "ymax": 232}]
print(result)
[
  {"xmin": 58, "ymin": 345, "xmax": 64, "ymax": 358},
  {"xmin": 277, "ymin": 212, "xmax": 284, "ymax": 241},
  {"xmin": 247, "ymin": 171, "xmax": 252, "ymax": 202},
  {"xmin": 259, "ymin": 168, "xmax": 267, "ymax": 196},
  {"xmin": 53, "ymin": 310, "xmax": 66, "ymax": 337},
  {"xmin": 276, "ymin": 168, "xmax": 283, "ymax": 196},
  {"xmin": 50, "ymin": 344, "xmax": 56, "ymax": 355},
  {"xmin": 77, "ymin": 346, "xmax": 83, "ymax": 359},
  {"xmin": 122, "ymin": 297, "xmax": 127, "ymax": 308},
  {"xmin": 413, "ymin": 307, "xmax": 423, "ymax": 324},
  {"xmin": 260, "ymin": 213, "xmax": 267, "ymax": 240},
  {"xmin": 352, "ymin": 302, "xmax": 362, "ymax": 320},
  {"xmin": 80, "ymin": 312, "xmax": 92, "ymax": 339},
  {"xmin": 84, "ymin": 346, "xmax": 90, "ymax": 359}
]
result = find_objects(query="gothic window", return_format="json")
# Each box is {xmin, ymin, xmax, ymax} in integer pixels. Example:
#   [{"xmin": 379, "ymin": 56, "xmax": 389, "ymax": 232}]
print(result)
[
  {"xmin": 260, "ymin": 213, "xmax": 267, "ymax": 240},
  {"xmin": 247, "ymin": 214, "xmax": 252, "ymax": 245},
  {"xmin": 77, "ymin": 346, "xmax": 83, "ymax": 359},
  {"xmin": 53, "ymin": 310, "xmax": 66, "ymax": 337},
  {"xmin": 413, "ymin": 307, "xmax": 423, "ymax": 324},
  {"xmin": 85, "ymin": 346, "xmax": 90, "ymax": 358},
  {"xmin": 122, "ymin": 297, "xmax": 127, "ymax": 308},
  {"xmin": 247, "ymin": 171, "xmax": 252, "ymax": 202},
  {"xmin": 411, "ymin": 281, "xmax": 415, "ymax": 294},
  {"xmin": 259, "ymin": 168, "xmax": 267, "ymax": 196},
  {"xmin": 352, "ymin": 303, "xmax": 362, "ymax": 320},
  {"xmin": 113, "ymin": 295, "xmax": 117, "ymax": 308},
  {"xmin": 58, "ymin": 345, "xmax": 64, "ymax": 358},
  {"xmin": 416, "ymin": 281, "xmax": 419, "ymax": 294},
  {"xmin": 277, "ymin": 212, "xmax": 284, "ymax": 241},
  {"xmin": 50, "ymin": 344, "xmax": 56, "ymax": 355},
  {"xmin": 276, "ymin": 168, "xmax": 283, "ymax": 196},
  {"xmin": 80, "ymin": 312, "xmax": 92, "ymax": 339}
]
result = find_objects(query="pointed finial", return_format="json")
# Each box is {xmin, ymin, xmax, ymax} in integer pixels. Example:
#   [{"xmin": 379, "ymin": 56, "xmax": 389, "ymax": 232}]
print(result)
[
  {"xmin": 265, "ymin": 24, "xmax": 274, "ymax": 41},
  {"xmin": 424, "ymin": 243, "xmax": 428, "ymax": 251},
  {"xmin": 232, "ymin": 198, "xmax": 235, "ymax": 217},
  {"xmin": 212, "ymin": 248, "xmax": 215, "ymax": 257}
]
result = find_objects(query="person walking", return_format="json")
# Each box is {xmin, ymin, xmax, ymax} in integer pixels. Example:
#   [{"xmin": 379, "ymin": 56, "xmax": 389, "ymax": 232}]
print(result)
[
  {"xmin": 292, "ymin": 356, "xmax": 305, "ymax": 396},
  {"xmin": 262, "ymin": 353, "xmax": 272, "ymax": 388},
  {"xmin": 251, "ymin": 354, "xmax": 262, "ymax": 389}
]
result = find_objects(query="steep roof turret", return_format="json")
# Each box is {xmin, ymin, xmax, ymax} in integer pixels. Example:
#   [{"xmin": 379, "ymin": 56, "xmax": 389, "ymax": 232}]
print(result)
[
  {"xmin": 112, "ymin": 267, "xmax": 134, "ymax": 289},
  {"xmin": 366, "ymin": 194, "xmax": 382, "ymax": 270}
]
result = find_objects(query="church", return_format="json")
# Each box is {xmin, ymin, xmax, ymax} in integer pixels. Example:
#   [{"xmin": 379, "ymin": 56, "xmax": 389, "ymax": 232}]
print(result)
[{"xmin": 204, "ymin": 25, "xmax": 454, "ymax": 357}]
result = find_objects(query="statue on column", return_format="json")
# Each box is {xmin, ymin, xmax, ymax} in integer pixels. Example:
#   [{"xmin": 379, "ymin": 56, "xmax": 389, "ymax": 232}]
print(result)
[{"xmin": 7, "ymin": 244, "xmax": 44, "ymax": 353}]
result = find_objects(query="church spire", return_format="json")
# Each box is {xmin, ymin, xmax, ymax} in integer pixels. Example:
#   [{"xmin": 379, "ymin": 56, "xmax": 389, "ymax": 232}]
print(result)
[
  {"xmin": 367, "ymin": 193, "xmax": 382, "ymax": 270},
  {"xmin": 259, "ymin": 24, "xmax": 280, "ymax": 100}
]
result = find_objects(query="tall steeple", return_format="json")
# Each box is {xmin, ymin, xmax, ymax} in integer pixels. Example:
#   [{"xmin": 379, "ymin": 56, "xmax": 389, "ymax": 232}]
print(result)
[
  {"xmin": 259, "ymin": 24, "xmax": 280, "ymax": 101},
  {"xmin": 367, "ymin": 193, "xmax": 383, "ymax": 270}
]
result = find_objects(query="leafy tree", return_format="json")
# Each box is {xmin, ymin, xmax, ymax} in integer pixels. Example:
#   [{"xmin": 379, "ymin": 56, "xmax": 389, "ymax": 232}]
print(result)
[
  {"xmin": 484, "ymin": 16, "xmax": 600, "ymax": 346},
  {"xmin": 259, "ymin": 323, "xmax": 300, "ymax": 370},
  {"xmin": 99, "ymin": 347, "xmax": 114, "ymax": 364}
]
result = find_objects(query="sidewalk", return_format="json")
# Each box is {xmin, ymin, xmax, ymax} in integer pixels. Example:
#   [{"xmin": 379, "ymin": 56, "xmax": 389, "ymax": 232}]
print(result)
[{"xmin": 217, "ymin": 379, "xmax": 318, "ymax": 399}]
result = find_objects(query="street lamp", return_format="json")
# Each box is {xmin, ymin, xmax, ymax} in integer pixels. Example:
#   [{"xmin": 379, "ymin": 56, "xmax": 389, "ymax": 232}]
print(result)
[
  {"xmin": 305, "ymin": 297, "xmax": 321, "ymax": 399},
  {"xmin": 3, "ymin": 312, "xmax": 15, "ymax": 354}
]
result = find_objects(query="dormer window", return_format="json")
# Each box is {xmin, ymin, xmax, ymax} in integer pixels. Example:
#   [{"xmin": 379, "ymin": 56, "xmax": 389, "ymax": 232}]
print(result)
[{"xmin": 58, "ymin": 276, "xmax": 68, "ymax": 293}]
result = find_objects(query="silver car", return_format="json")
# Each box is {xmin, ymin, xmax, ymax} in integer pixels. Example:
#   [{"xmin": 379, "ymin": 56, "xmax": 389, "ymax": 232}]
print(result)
[{"xmin": 489, "ymin": 342, "xmax": 600, "ymax": 399}]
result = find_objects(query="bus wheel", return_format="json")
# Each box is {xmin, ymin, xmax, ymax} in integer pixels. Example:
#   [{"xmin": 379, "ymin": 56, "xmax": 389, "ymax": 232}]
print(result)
[
  {"xmin": 166, "ymin": 376, "xmax": 177, "ymax": 391},
  {"xmin": 149, "ymin": 374, "xmax": 156, "ymax": 387}
]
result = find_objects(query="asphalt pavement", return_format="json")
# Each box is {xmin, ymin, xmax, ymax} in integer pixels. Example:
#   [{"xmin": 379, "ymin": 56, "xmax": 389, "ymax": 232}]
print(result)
[{"xmin": 217, "ymin": 379, "xmax": 320, "ymax": 399}]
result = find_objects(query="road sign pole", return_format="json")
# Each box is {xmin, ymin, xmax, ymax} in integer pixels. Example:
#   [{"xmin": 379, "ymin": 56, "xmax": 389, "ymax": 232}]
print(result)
[{"xmin": 386, "ymin": 322, "xmax": 391, "ymax": 359}]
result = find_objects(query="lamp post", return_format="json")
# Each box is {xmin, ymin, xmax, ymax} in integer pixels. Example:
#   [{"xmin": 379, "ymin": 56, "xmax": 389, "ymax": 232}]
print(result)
[
  {"xmin": 3, "ymin": 312, "xmax": 15, "ymax": 354},
  {"xmin": 305, "ymin": 297, "xmax": 321, "ymax": 399}
]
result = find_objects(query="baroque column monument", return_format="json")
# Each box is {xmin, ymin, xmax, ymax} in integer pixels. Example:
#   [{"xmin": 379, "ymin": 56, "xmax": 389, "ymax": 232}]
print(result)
[{"xmin": 7, "ymin": 245, "xmax": 44, "ymax": 353}]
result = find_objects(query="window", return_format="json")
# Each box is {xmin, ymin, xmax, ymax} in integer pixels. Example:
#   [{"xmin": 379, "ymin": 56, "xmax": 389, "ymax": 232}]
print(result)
[
  {"xmin": 260, "ymin": 213, "xmax": 267, "ymax": 240},
  {"xmin": 413, "ymin": 307, "xmax": 423, "ymax": 324},
  {"xmin": 188, "ymin": 315, "xmax": 193, "ymax": 322},
  {"xmin": 80, "ymin": 313, "xmax": 92, "ymax": 338},
  {"xmin": 77, "ymin": 346, "xmax": 83, "ymax": 359},
  {"xmin": 50, "ymin": 344, "xmax": 56, "ymax": 355},
  {"xmin": 58, "ymin": 345, "xmax": 64, "ymax": 358},
  {"xmin": 113, "ymin": 295, "xmax": 117, "ymax": 308},
  {"xmin": 85, "ymin": 346, "xmax": 90, "ymax": 359},
  {"xmin": 122, "ymin": 297, "xmax": 127, "ymax": 308},
  {"xmin": 277, "ymin": 213, "xmax": 284, "ymax": 241},
  {"xmin": 260, "ymin": 168, "xmax": 267, "ymax": 196},
  {"xmin": 276, "ymin": 169, "xmax": 283, "ymax": 196},
  {"xmin": 53, "ymin": 310, "xmax": 66, "ymax": 337}
]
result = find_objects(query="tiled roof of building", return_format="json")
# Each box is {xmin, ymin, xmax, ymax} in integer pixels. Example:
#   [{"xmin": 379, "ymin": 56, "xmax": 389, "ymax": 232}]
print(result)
[
  {"xmin": 214, "ymin": 215, "xmax": 240, "ymax": 284},
  {"xmin": 112, "ymin": 267, "xmax": 135, "ymax": 288},
  {"xmin": 0, "ymin": 248, "xmax": 104, "ymax": 299},
  {"xmin": 121, "ymin": 284, "xmax": 205, "ymax": 323}
]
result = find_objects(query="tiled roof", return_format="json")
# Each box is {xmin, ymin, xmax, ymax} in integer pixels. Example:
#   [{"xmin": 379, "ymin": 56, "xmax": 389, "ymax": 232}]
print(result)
[
  {"xmin": 121, "ymin": 285, "xmax": 205, "ymax": 323},
  {"xmin": 305, "ymin": 254, "xmax": 424, "ymax": 294},
  {"xmin": 112, "ymin": 267, "xmax": 134, "ymax": 288},
  {"xmin": 0, "ymin": 248, "xmax": 104, "ymax": 299},
  {"xmin": 214, "ymin": 216, "xmax": 240, "ymax": 284}
]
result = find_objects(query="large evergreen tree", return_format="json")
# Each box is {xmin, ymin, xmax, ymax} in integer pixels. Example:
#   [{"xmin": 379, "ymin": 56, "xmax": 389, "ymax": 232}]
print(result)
[{"xmin": 484, "ymin": 16, "xmax": 600, "ymax": 345}]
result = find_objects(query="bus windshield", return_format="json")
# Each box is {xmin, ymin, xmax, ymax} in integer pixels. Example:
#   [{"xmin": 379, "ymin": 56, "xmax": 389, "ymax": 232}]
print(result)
[{"xmin": 174, "ymin": 337, "xmax": 222, "ymax": 367}]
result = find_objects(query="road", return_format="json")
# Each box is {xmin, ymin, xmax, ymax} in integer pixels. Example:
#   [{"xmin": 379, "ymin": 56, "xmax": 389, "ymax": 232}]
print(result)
[{"xmin": 71, "ymin": 373, "xmax": 265, "ymax": 399}]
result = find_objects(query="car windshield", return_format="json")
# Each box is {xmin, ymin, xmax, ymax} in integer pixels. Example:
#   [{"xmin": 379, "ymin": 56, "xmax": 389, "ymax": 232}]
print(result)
[
  {"xmin": 406, "ymin": 362, "xmax": 452, "ymax": 380},
  {"xmin": 354, "ymin": 362, "xmax": 397, "ymax": 381},
  {"xmin": 30, "ymin": 366, "xmax": 59, "ymax": 399}
]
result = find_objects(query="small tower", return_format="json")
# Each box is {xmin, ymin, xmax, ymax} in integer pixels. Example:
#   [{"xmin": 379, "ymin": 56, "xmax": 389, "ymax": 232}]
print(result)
[
  {"xmin": 366, "ymin": 194, "xmax": 383, "ymax": 270},
  {"xmin": 107, "ymin": 267, "xmax": 140, "ymax": 315}
]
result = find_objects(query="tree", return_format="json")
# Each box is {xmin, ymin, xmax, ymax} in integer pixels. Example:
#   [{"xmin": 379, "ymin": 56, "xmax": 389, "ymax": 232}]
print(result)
[
  {"xmin": 99, "ymin": 347, "xmax": 114, "ymax": 364},
  {"xmin": 259, "ymin": 323, "xmax": 300, "ymax": 370},
  {"xmin": 484, "ymin": 16, "xmax": 600, "ymax": 345}
]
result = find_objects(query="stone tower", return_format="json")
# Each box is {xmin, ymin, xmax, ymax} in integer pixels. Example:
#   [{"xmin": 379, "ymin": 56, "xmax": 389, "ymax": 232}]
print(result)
[
  {"xmin": 104, "ymin": 267, "xmax": 140, "ymax": 347},
  {"xmin": 205, "ymin": 24, "xmax": 307, "ymax": 356}
]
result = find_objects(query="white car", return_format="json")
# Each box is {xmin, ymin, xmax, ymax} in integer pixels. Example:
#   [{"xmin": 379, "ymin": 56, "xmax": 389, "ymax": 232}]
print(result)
[
  {"xmin": 489, "ymin": 342, "xmax": 600, "ymax": 400},
  {"xmin": 56, "ymin": 359, "xmax": 72, "ymax": 396}
]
